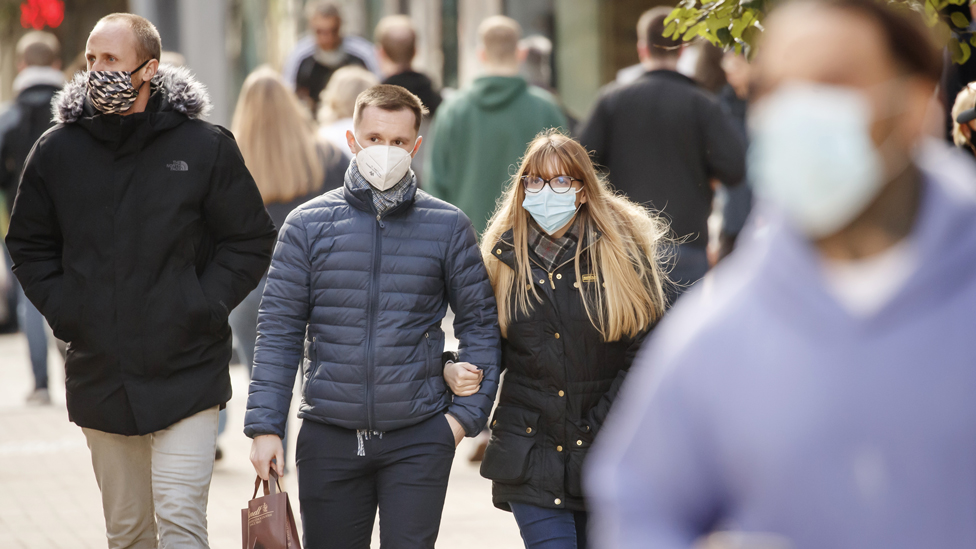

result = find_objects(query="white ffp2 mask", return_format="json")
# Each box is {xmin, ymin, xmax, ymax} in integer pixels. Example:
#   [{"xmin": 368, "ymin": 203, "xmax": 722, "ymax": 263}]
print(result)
[{"xmin": 354, "ymin": 136, "xmax": 416, "ymax": 191}]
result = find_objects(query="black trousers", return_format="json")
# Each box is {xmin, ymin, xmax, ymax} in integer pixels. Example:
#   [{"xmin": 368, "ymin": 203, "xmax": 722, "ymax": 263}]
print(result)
[{"xmin": 296, "ymin": 414, "xmax": 457, "ymax": 549}]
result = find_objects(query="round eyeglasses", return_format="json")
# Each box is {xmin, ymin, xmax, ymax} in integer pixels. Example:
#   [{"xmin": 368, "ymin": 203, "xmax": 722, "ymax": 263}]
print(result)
[{"xmin": 521, "ymin": 175, "xmax": 582, "ymax": 194}]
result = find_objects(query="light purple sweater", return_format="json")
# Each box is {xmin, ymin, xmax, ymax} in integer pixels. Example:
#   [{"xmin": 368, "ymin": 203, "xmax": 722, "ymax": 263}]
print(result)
[{"xmin": 586, "ymin": 144, "xmax": 976, "ymax": 549}]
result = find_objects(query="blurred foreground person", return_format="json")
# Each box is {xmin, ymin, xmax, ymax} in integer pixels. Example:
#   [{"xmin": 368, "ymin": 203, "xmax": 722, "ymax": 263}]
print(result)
[
  {"xmin": 587, "ymin": 1, "xmax": 976, "ymax": 548},
  {"xmin": 427, "ymin": 16, "xmax": 567, "ymax": 234},
  {"xmin": 950, "ymin": 82, "xmax": 976, "ymax": 157},
  {"xmin": 579, "ymin": 8, "xmax": 745, "ymax": 298},
  {"xmin": 5, "ymin": 14, "xmax": 275, "ymax": 548},
  {"xmin": 295, "ymin": 1, "xmax": 368, "ymax": 113},
  {"xmin": 245, "ymin": 85, "xmax": 500, "ymax": 548},
  {"xmin": 445, "ymin": 131, "xmax": 668, "ymax": 549},
  {"xmin": 216, "ymin": 66, "xmax": 345, "ymax": 459},
  {"xmin": 0, "ymin": 30, "xmax": 63, "ymax": 405}
]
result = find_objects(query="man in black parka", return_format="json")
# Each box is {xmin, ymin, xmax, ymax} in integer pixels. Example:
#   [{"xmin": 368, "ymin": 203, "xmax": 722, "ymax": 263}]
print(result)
[{"xmin": 4, "ymin": 13, "xmax": 275, "ymax": 548}]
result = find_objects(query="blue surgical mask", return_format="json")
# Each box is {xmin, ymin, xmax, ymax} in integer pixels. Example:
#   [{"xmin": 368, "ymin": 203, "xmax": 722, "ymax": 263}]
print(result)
[
  {"xmin": 522, "ymin": 187, "xmax": 580, "ymax": 234},
  {"xmin": 748, "ymin": 82, "xmax": 885, "ymax": 238}
]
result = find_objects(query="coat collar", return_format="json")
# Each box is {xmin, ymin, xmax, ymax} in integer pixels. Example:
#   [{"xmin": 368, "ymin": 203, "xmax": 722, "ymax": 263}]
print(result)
[{"xmin": 53, "ymin": 64, "xmax": 212, "ymax": 125}]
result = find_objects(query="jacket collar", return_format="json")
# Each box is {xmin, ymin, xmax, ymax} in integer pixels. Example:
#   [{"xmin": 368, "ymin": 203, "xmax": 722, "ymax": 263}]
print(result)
[
  {"xmin": 13, "ymin": 66, "xmax": 64, "ymax": 94},
  {"xmin": 342, "ymin": 162, "xmax": 418, "ymax": 217},
  {"xmin": 492, "ymin": 224, "xmax": 603, "ymax": 272}
]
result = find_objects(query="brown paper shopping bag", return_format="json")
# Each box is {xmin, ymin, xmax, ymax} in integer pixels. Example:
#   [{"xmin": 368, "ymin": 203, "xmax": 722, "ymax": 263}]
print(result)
[{"xmin": 241, "ymin": 470, "xmax": 301, "ymax": 549}]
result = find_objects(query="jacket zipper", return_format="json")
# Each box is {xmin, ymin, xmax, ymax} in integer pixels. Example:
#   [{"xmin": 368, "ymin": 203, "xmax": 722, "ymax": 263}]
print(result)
[{"xmin": 365, "ymin": 213, "xmax": 385, "ymax": 431}]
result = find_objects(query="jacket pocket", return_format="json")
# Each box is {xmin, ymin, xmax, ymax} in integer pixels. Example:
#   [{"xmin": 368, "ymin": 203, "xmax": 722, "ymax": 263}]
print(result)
[
  {"xmin": 178, "ymin": 268, "xmax": 212, "ymax": 333},
  {"xmin": 565, "ymin": 423, "xmax": 594, "ymax": 498},
  {"xmin": 480, "ymin": 406, "xmax": 540, "ymax": 484},
  {"xmin": 301, "ymin": 336, "xmax": 318, "ymax": 395},
  {"xmin": 424, "ymin": 329, "xmax": 446, "ymax": 403},
  {"xmin": 52, "ymin": 276, "xmax": 78, "ymax": 342}
]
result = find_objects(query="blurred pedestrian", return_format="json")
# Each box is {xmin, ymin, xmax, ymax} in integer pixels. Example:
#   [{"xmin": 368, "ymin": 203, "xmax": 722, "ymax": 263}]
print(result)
[
  {"xmin": 951, "ymin": 82, "xmax": 976, "ymax": 157},
  {"xmin": 445, "ymin": 131, "xmax": 668, "ymax": 549},
  {"xmin": 711, "ymin": 50, "xmax": 754, "ymax": 263},
  {"xmin": 5, "ymin": 14, "xmax": 275, "ymax": 548},
  {"xmin": 426, "ymin": 16, "xmax": 567, "ymax": 235},
  {"xmin": 245, "ymin": 84, "xmax": 500, "ymax": 549},
  {"xmin": 374, "ymin": 14, "xmax": 442, "ymax": 182},
  {"xmin": 0, "ymin": 30, "xmax": 63, "ymax": 406},
  {"xmin": 520, "ymin": 35, "xmax": 579, "ymax": 134},
  {"xmin": 579, "ymin": 7, "xmax": 745, "ymax": 300},
  {"xmin": 375, "ymin": 15, "xmax": 442, "ymax": 116},
  {"xmin": 295, "ymin": 1, "xmax": 368, "ymax": 114},
  {"xmin": 587, "ymin": 1, "xmax": 976, "ymax": 548},
  {"xmin": 317, "ymin": 65, "xmax": 379, "ymax": 157},
  {"xmin": 215, "ymin": 66, "xmax": 346, "ymax": 461}
]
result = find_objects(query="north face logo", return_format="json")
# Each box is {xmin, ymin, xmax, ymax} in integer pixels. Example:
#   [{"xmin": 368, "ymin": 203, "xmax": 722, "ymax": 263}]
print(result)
[{"xmin": 167, "ymin": 160, "xmax": 189, "ymax": 171}]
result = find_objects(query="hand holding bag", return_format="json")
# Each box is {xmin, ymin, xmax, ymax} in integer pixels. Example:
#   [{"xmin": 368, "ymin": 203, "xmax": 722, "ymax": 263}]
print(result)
[{"xmin": 241, "ymin": 469, "xmax": 301, "ymax": 549}]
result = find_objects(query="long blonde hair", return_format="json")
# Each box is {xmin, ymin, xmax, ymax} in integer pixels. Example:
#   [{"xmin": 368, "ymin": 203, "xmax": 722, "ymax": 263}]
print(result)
[
  {"xmin": 231, "ymin": 66, "xmax": 324, "ymax": 204},
  {"xmin": 481, "ymin": 130, "xmax": 670, "ymax": 341},
  {"xmin": 317, "ymin": 66, "xmax": 379, "ymax": 126}
]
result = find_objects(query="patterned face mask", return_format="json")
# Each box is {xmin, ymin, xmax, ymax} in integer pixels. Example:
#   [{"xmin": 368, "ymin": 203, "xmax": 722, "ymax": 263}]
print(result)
[{"xmin": 86, "ymin": 59, "xmax": 150, "ymax": 115}]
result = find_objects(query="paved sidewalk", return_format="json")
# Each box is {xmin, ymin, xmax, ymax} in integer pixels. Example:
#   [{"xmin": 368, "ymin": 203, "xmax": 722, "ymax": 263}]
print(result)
[{"xmin": 0, "ymin": 333, "xmax": 523, "ymax": 548}]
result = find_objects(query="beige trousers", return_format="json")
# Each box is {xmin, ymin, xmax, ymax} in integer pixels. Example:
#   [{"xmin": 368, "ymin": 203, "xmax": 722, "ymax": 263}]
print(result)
[{"xmin": 83, "ymin": 406, "xmax": 220, "ymax": 549}]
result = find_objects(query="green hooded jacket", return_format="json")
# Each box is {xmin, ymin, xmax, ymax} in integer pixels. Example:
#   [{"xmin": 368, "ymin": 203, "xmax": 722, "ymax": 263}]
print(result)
[{"xmin": 426, "ymin": 76, "xmax": 568, "ymax": 235}]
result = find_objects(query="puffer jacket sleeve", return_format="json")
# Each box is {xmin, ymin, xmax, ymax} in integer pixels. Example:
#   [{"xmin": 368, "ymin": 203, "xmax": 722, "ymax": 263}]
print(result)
[
  {"xmin": 198, "ymin": 131, "xmax": 277, "ymax": 321},
  {"xmin": 445, "ymin": 209, "xmax": 501, "ymax": 436},
  {"xmin": 244, "ymin": 209, "xmax": 312, "ymax": 438},
  {"xmin": 4, "ymin": 142, "xmax": 66, "ymax": 338}
]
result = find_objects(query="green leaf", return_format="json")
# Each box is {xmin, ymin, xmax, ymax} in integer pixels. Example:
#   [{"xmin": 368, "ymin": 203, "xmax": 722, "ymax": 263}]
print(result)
[
  {"xmin": 682, "ymin": 21, "xmax": 706, "ymax": 41},
  {"xmin": 664, "ymin": 8, "xmax": 682, "ymax": 25},
  {"xmin": 961, "ymin": 41, "xmax": 972, "ymax": 64},
  {"xmin": 716, "ymin": 26, "xmax": 733, "ymax": 45},
  {"xmin": 970, "ymin": 33, "xmax": 976, "ymax": 47},
  {"xmin": 741, "ymin": 25, "xmax": 761, "ymax": 47},
  {"xmin": 951, "ymin": 11, "xmax": 970, "ymax": 29},
  {"xmin": 664, "ymin": 21, "xmax": 677, "ymax": 38},
  {"xmin": 707, "ymin": 14, "xmax": 732, "ymax": 31}
]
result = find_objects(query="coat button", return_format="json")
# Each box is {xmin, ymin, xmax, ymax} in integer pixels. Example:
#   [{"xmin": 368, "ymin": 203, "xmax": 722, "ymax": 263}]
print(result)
[
  {"xmin": 577, "ymin": 439, "xmax": 583, "ymax": 446},
  {"xmin": 554, "ymin": 498, "xmax": 562, "ymax": 505},
  {"xmin": 554, "ymin": 333, "xmax": 560, "ymax": 339},
  {"xmin": 558, "ymin": 390, "xmax": 565, "ymax": 397},
  {"xmin": 573, "ymin": 282, "xmax": 579, "ymax": 289},
  {"xmin": 526, "ymin": 427, "xmax": 532, "ymax": 434},
  {"xmin": 496, "ymin": 248, "xmax": 502, "ymax": 255},
  {"xmin": 556, "ymin": 273, "xmax": 562, "ymax": 279},
  {"xmin": 539, "ymin": 279, "xmax": 545, "ymax": 284},
  {"xmin": 492, "ymin": 420, "xmax": 497, "ymax": 428},
  {"xmin": 556, "ymin": 445, "xmax": 563, "ymax": 452}
]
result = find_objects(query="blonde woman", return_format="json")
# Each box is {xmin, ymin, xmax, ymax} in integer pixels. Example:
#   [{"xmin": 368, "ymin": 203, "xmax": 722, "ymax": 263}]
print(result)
[
  {"xmin": 951, "ymin": 82, "xmax": 976, "ymax": 157},
  {"xmin": 316, "ymin": 65, "xmax": 378, "ymax": 155},
  {"xmin": 445, "ymin": 131, "xmax": 669, "ymax": 548},
  {"xmin": 218, "ymin": 66, "xmax": 344, "ymax": 459}
]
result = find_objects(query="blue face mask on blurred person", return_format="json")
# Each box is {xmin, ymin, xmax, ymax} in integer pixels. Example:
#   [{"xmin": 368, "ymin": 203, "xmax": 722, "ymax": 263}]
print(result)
[
  {"xmin": 522, "ymin": 187, "xmax": 580, "ymax": 234},
  {"xmin": 748, "ymin": 82, "xmax": 886, "ymax": 238}
]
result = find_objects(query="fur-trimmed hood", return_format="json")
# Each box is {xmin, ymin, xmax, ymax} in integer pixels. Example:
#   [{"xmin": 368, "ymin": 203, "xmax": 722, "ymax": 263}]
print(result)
[{"xmin": 53, "ymin": 64, "xmax": 212, "ymax": 124}]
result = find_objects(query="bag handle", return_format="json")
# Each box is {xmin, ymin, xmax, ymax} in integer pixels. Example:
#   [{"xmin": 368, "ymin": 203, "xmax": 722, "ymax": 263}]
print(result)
[{"xmin": 251, "ymin": 464, "xmax": 283, "ymax": 499}]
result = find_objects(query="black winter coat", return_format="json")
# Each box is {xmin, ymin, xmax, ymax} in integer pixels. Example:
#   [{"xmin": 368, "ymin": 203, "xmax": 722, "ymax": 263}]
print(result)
[
  {"xmin": 579, "ymin": 70, "xmax": 746, "ymax": 247},
  {"xmin": 4, "ymin": 66, "xmax": 276, "ymax": 435},
  {"xmin": 480, "ymin": 230, "xmax": 649, "ymax": 512}
]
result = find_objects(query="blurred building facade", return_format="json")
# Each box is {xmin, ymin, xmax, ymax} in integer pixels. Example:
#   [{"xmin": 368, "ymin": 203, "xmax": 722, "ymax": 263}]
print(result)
[{"xmin": 0, "ymin": 0, "xmax": 667, "ymax": 125}]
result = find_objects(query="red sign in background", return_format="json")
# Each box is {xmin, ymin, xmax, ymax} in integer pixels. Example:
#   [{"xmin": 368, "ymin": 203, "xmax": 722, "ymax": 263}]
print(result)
[{"xmin": 20, "ymin": 0, "xmax": 65, "ymax": 29}]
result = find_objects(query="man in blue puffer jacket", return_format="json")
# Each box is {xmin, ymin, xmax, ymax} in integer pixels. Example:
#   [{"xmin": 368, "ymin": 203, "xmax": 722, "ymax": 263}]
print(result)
[{"xmin": 244, "ymin": 84, "xmax": 500, "ymax": 548}]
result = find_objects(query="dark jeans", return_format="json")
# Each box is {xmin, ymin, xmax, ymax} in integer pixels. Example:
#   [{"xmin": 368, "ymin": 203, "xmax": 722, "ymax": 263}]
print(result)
[
  {"xmin": 16, "ymin": 282, "xmax": 48, "ymax": 389},
  {"xmin": 296, "ymin": 414, "xmax": 456, "ymax": 549},
  {"xmin": 509, "ymin": 502, "xmax": 588, "ymax": 549}
]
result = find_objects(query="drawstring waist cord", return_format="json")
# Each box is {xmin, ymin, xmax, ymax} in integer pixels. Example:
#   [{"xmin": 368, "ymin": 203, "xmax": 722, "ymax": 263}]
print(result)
[{"xmin": 355, "ymin": 429, "xmax": 384, "ymax": 456}]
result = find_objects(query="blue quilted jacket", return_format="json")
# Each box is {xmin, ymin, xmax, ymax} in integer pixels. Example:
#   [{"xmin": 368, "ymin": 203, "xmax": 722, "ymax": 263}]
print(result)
[{"xmin": 243, "ymin": 173, "xmax": 500, "ymax": 438}]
